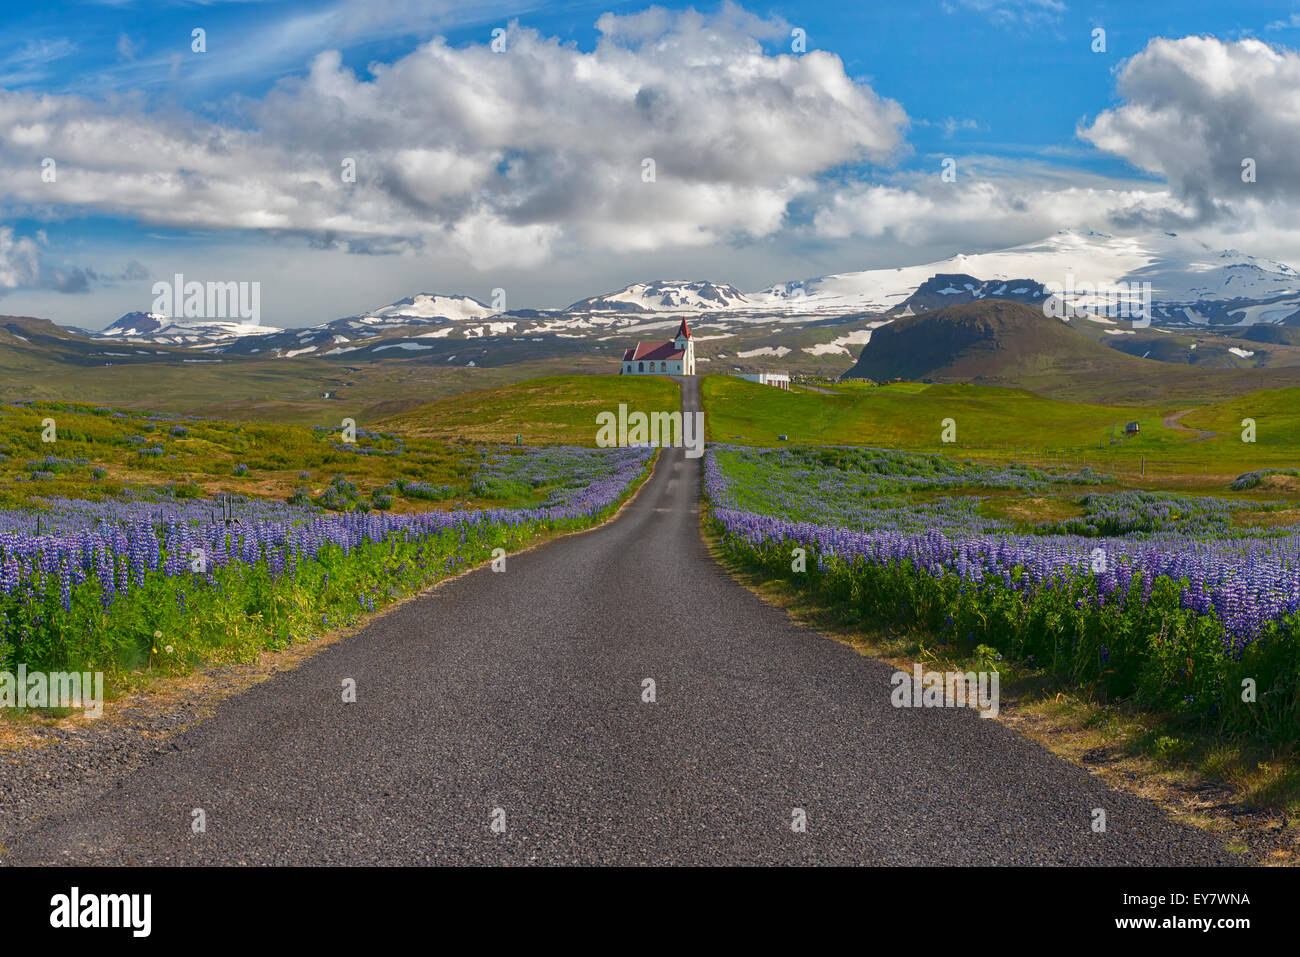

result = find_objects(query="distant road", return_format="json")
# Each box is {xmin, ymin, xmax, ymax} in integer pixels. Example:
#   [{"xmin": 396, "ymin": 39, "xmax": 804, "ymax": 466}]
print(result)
[
  {"xmin": 1, "ymin": 377, "xmax": 1229, "ymax": 864},
  {"xmin": 1163, "ymin": 408, "xmax": 1219, "ymax": 442}
]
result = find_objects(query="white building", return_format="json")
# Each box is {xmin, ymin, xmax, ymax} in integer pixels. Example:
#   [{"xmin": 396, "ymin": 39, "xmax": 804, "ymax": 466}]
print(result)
[
  {"xmin": 621, "ymin": 318, "xmax": 696, "ymax": 375},
  {"xmin": 733, "ymin": 372, "xmax": 790, "ymax": 390}
]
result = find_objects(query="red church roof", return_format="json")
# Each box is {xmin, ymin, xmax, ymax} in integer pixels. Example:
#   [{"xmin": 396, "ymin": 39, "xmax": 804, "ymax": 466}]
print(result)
[
  {"xmin": 621, "ymin": 318, "xmax": 691, "ymax": 363},
  {"xmin": 623, "ymin": 341, "xmax": 685, "ymax": 362}
]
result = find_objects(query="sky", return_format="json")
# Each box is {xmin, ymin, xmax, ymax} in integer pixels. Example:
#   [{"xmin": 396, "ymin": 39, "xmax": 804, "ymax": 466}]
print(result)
[{"xmin": 1, "ymin": 0, "xmax": 1299, "ymax": 328}]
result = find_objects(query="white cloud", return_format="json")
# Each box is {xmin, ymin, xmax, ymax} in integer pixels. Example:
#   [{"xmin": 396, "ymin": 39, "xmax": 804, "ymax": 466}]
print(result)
[
  {"xmin": 0, "ymin": 226, "xmax": 40, "ymax": 289},
  {"xmin": 1081, "ymin": 36, "xmax": 1300, "ymax": 214},
  {"xmin": 0, "ymin": 225, "xmax": 150, "ymax": 296},
  {"xmin": 813, "ymin": 36, "xmax": 1300, "ymax": 268},
  {"xmin": 809, "ymin": 167, "xmax": 1192, "ymax": 250},
  {"xmin": 0, "ymin": 5, "xmax": 908, "ymax": 270}
]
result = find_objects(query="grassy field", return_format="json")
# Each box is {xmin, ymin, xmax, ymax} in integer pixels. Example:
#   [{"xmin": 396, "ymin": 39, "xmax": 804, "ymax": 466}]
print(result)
[
  {"xmin": 379, "ymin": 374, "xmax": 682, "ymax": 445},
  {"xmin": 19, "ymin": 371, "xmax": 1288, "ymax": 509},
  {"xmin": 0, "ymin": 327, "xmax": 617, "ymax": 426},
  {"xmin": 704, "ymin": 376, "xmax": 1156, "ymax": 448},
  {"xmin": 0, "ymin": 398, "xmax": 610, "ymax": 514},
  {"xmin": 1181, "ymin": 387, "xmax": 1300, "ymax": 449},
  {"xmin": 702, "ymin": 375, "xmax": 1300, "ymax": 489},
  {"xmin": 0, "ymin": 374, "xmax": 681, "ymax": 513}
]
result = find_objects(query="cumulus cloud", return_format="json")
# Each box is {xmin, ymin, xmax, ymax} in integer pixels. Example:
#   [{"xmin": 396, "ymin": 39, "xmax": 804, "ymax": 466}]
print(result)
[
  {"xmin": 1081, "ymin": 36, "xmax": 1300, "ymax": 217},
  {"xmin": 0, "ymin": 5, "xmax": 908, "ymax": 270},
  {"xmin": 0, "ymin": 226, "xmax": 40, "ymax": 290},
  {"xmin": 808, "ymin": 36, "xmax": 1300, "ymax": 259},
  {"xmin": 810, "ymin": 173, "xmax": 1193, "ymax": 249},
  {"xmin": 13, "ymin": 15, "xmax": 1297, "ymax": 304}
]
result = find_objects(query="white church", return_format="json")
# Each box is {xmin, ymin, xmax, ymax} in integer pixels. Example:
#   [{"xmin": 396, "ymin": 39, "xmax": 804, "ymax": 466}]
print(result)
[{"xmin": 620, "ymin": 318, "xmax": 696, "ymax": 376}]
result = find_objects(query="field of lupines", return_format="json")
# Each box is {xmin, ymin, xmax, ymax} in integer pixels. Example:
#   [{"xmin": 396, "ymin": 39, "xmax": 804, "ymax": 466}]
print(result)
[
  {"xmin": 705, "ymin": 446, "xmax": 1300, "ymax": 740},
  {"xmin": 0, "ymin": 443, "xmax": 655, "ymax": 678}
]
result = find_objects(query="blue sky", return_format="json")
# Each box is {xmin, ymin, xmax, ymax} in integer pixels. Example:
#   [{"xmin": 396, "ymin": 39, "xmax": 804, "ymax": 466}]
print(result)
[{"xmin": 2, "ymin": 0, "xmax": 1300, "ymax": 327}]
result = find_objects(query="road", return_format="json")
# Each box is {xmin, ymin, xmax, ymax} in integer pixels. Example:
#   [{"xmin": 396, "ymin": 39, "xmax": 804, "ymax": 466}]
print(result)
[
  {"xmin": 1162, "ymin": 408, "xmax": 1219, "ymax": 442},
  {"xmin": 1, "ymin": 378, "xmax": 1230, "ymax": 865}
]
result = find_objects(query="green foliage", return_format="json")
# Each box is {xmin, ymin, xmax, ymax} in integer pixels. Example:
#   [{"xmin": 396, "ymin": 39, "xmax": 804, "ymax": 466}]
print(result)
[
  {"xmin": 379, "ymin": 374, "xmax": 681, "ymax": 446},
  {"xmin": 0, "ymin": 399, "xmax": 608, "ymax": 514},
  {"xmin": 470, "ymin": 476, "xmax": 532, "ymax": 501},
  {"xmin": 703, "ymin": 375, "xmax": 1300, "ymax": 472},
  {"xmin": 317, "ymin": 475, "xmax": 364, "ymax": 512},
  {"xmin": 7, "ymin": 522, "xmax": 531, "ymax": 674},
  {"xmin": 2, "ymin": 452, "xmax": 655, "ymax": 679},
  {"xmin": 713, "ymin": 525, "xmax": 1300, "ymax": 743}
]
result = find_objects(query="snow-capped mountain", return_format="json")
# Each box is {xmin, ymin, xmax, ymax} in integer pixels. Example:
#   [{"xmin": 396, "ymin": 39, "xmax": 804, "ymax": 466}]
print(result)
[
  {"xmin": 84, "ymin": 295, "xmax": 497, "ymax": 350},
  {"xmin": 94, "ymin": 312, "xmax": 283, "ymax": 346},
  {"xmin": 67, "ymin": 230, "xmax": 1300, "ymax": 364},
  {"xmin": 366, "ymin": 293, "xmax": 497, "ymax": 323},
  {"xmin": 886, "ymin": 275, "xmax": 1051, "ymax": 316},
  {"xmin": 750, "ymin": 230, "xmax": 1300, "ymax": 325},
  {"xmin": 566, "ymin": 281, "xmax": 752, "ymax": 313}
]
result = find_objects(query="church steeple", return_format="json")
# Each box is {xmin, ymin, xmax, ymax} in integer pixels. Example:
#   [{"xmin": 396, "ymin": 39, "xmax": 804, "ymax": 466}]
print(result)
[{"xmin": 673, "ymin": 317, "xmax": 695, "ymax": 375}]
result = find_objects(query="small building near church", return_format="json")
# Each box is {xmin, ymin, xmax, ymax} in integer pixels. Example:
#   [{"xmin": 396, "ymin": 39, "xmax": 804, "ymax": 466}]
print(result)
[
  {"xmin": 621, "ymin": 318, "xmax": 696, "ymax": 376},
  {"xmin": 733, "ymin": 372, "xmax": 790, "ymax": 390}
]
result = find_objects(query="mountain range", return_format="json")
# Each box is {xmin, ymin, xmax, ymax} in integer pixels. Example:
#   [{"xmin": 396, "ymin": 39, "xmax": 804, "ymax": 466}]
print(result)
[{"xmin": 9, "ymin": 229, "xmax": 1300, "ymax": 383}]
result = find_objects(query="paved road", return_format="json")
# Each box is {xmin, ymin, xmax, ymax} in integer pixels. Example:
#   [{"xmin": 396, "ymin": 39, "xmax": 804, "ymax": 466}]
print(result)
[{"xmin": 3, "ymin": 378, "xmax": 1230, "ymax": 864}]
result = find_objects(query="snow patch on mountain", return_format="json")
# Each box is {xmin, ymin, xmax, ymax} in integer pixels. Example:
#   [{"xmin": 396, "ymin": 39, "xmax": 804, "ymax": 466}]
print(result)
[
  {"xmin": 369, "ymin": 293, "xmax": 496, "ymax": 322},
  {"xmin": 566, "ymin": 280, "xmax": 751, "ymax": 313},
  {"xmin": 801, "ymin": 327, "xmax": 879, "ymax": 356},
  {"xmin": 749, "ymin": 229, "xmax": 1300, "ymax": 322},
  {"xmin": 70, "ymin": 229, "xmax": 1300, "ymax": 364},
  {"xmin": 96, "ymin": 312, "xmax": 282, "ymax": 344}
]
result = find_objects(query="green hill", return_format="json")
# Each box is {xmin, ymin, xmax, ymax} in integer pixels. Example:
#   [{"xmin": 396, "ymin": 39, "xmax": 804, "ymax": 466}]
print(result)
[
  {"xmin": 842, "ymin": 299, "xmax": 1150, "ymax": 383},
  {"xmin": 378, "ymin": 374, "xmax": 681, "ymax": 446},
  {"xmin": 703, "ymin": 375, "xmax": 1161, "ymax": 449},
  {"xmin": 0, "ymin": 316, "xmax": 610, "ymax": 426},
  {"xmin": 841, "ymin": 299, "xmax": 1300, "ymax": 406}
]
